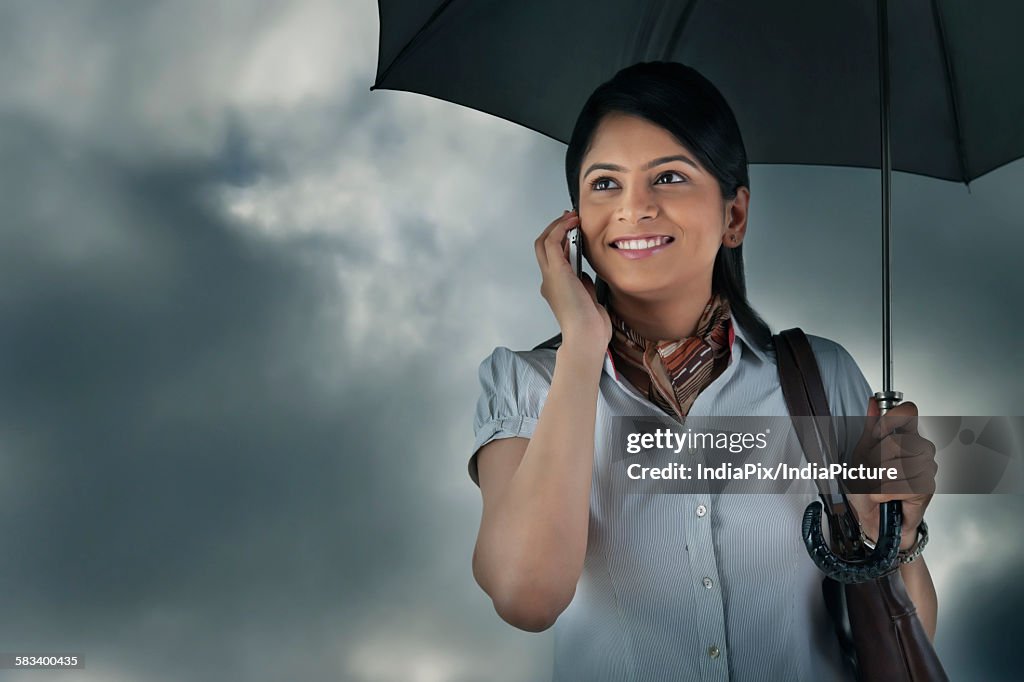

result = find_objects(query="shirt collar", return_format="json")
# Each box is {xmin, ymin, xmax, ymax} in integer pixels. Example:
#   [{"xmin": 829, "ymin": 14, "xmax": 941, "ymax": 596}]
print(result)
[
  {"xmin": 602, "ymin": 313, "xmax": 771, "ymax": 380},
  {"xmin": 731, "ymin": 314, "xmax": 772, "ymax": 363}
]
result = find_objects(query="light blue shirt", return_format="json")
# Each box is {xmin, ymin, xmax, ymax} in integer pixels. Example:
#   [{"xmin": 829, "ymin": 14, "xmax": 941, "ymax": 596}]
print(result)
[{"xmin": 470, "ymin": 316, "xmax": 871, "ymax": 681}]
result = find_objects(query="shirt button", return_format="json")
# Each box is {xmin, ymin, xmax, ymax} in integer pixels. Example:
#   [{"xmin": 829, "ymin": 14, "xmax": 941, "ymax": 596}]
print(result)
[
  {"xmin": 702, "ymin": 576, "xmax": 714, "ymax": 589},
  {"xmin": 708, "ymin": 645, "xmax": 720, "ymax": 659},
  {"xmin": 696, "ymin": 504, "xmax": 707, "ymax": 517}
]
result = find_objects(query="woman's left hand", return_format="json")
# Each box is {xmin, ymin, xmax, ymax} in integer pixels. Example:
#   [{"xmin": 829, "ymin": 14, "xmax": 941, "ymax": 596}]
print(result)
[{"xmin": 845, "ymin": 398, "xmax": 937, "ymax": 551}]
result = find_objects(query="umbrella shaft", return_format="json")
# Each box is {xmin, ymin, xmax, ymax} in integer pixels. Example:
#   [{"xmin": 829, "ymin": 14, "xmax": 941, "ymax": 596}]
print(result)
[{"xmin": 878, "ymin": 0, "xmax": 894, "ymax": 393}]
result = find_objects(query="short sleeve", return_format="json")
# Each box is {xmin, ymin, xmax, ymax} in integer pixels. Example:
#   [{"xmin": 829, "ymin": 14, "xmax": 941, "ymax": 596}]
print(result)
[
  {"xmin": 468, "ymin": 346, "xmax": 551, "ymax": 487},
  {"xmin": 809, "ymin": 336, "xmax": 873, "ymax": 464}
]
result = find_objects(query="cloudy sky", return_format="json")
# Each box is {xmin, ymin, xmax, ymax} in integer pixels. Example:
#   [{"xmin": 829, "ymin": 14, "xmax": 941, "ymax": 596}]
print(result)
[{"xmin": 1, "ymin": 1, "xmax": 1021, "ymax": 680}]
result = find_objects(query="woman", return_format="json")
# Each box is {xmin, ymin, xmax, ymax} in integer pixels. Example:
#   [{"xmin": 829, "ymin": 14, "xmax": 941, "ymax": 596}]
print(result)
[{"xmin": 468, "ymin": 61, "xmax": 937, "ymax": 681}]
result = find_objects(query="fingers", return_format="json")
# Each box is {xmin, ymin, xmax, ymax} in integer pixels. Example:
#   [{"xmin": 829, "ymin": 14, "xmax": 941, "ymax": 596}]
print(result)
[
  {"xmin": 534, "ymin": 213, "xmax": 564, "ymax": 266},
  {"xmin": 857, "ymin": 434, "xmax": 935, "ymax": 473},
  {"xmin": 848, "ymin": 400, "xmax": 937, "ymax": 498},
  {"xmin": 872, "ymin": 401, "xmax": 920, "ymax": 439},
  {"xmin": 547, "ymin": 212, "xmax": 579, "ymax": 266},
  {"xmin": 849, "ymin": 434, "xmax": 937, "ymax": 496},
  {"xmin": 859, "ymin": 399, "xmax": 919, "ymax": 446},
  {"xmin": 867, "ymin": 397, "xmax": 880, "ymax": 417},
  {"xmin": 854, "ymin": 400, "xmax": 923, "ymax": 458},
  {"xmin": 870, "ymin": 468, "xmax": 937, "ymax": 498},
  {"xmin": 862, "ymin": 480, "xmax": 935, "ymax": 506},
  {"xmin": 874, "ymin": 432, "xmax": 935, "ymax": 463},
  {"xmin": 534, "ymin": 210, "xmax": 578, "ymax": 269}
]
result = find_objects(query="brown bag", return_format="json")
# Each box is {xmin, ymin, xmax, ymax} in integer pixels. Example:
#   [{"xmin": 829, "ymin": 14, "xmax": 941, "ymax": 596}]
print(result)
[{"xmin": 773, "ymin": 328, "xmax": 948, "ymax": 682}]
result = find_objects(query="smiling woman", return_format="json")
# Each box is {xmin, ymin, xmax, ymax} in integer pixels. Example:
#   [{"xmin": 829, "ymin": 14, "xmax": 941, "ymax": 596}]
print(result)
[
  {"xmin": 564, "ymin": 64, "xmax": 769, "ymax": 356},
  {"xmin": 468, "ymin": 61, "xmax": 938, "ymax": 682}
]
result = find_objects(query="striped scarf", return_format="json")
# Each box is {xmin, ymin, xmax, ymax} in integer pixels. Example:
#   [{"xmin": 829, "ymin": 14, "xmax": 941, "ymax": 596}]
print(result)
[{"xmin": 607, "ymin": 293, "xmax": 732, "ymax": 421}]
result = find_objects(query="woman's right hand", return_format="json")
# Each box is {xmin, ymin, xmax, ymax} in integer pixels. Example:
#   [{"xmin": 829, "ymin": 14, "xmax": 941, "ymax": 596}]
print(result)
[{"xmin": 534, "ymin": 209, "xmax": 612, "ymax": 357}]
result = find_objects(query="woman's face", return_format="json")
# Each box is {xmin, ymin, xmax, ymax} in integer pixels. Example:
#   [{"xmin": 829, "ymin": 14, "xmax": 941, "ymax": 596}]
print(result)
[{"xmin": 577, "ymin": 113, "xmax": 748, "ymax": 300}]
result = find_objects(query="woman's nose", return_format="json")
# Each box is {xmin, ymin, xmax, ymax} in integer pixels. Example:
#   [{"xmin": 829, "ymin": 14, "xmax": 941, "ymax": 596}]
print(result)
[{"xmin": 617, "ymin": 182, "xmax": 658, "ymax": 223}]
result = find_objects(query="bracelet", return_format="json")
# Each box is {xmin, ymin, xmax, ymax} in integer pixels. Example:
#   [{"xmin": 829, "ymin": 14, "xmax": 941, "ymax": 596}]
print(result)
[
  {"xmin": 897, "ymin": 519, "xmax": 929, "ymax": 564},
  {"xmin": 859, "ymin": 519, "xmax": 929, "ymax": 565}
]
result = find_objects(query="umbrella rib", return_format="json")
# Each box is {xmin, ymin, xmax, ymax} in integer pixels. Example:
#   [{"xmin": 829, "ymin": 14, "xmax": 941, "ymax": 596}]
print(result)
[
  {"xmin": 930, "ymin": 0, "xmax": 971, "ymax": 188},
  {"xmin": 662, "ymin": 0, "xmax": 701, "ymax": 60},
  {"xmin": 372, "ymin": 0, "xmax": 457, "ymax": 88}
]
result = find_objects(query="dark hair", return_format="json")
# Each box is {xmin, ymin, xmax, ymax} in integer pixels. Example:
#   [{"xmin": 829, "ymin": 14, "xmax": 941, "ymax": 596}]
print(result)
[{"xmin": 555, "ymin": 60, "xmax": 773, "ymax": 353}]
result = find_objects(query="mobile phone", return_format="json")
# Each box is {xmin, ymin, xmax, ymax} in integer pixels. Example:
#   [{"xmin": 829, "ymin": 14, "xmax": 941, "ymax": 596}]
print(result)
[{"xmin": 567, "ymin": 227, "xmax": 583, "ymax": 280}]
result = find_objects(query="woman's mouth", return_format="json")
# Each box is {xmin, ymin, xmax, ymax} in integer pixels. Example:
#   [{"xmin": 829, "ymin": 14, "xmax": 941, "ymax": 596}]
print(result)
[{"xmin": 610, "ymin": 235, "xmax": 675, "ymax": 260}]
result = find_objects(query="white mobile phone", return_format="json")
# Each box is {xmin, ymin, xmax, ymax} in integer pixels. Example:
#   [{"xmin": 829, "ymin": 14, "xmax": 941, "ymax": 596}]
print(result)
[{"xmin": 567, "ymin": 227, "xmax": 583, "ymax": 279}]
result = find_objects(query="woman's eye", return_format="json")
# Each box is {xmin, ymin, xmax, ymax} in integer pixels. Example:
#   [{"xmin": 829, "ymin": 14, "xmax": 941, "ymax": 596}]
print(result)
[
  {"xmin": 589, "ymin": 172, "xmax": 686, "ymax": 192},
  {"xmin": 656, "ymin": 171, "xmax": 687, "ymax": 184}
]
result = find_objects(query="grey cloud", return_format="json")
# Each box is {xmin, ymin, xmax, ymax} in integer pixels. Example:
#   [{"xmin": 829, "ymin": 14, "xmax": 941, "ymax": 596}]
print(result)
[
  {"xmin": 0, "ymin": 0, "xmax": 374, "ymax": 160},
  {"xmin": 0, "ymin": 110, "xmax": 477, "ymax": 680},
  {"xmin": 0, "ymin": 17, "xmax": 555, "ymax": 679},
  {"xmin": 929, "ymin": 496, "xmax": 1024, "ymax": 680}
]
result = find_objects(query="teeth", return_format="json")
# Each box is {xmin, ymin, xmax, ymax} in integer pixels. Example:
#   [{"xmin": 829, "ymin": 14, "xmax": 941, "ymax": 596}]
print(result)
[{"xmin": 616, "ymin": 236, "xmax": 671, "ymax": 250}]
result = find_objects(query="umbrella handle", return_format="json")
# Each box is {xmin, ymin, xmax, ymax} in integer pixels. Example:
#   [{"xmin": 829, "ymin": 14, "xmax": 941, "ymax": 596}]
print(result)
[
  {"xmin": 802, "ymin": 392, "xmax": 905, "ymax": 584},
  {"xmin": 802, "ymin": 500, "xmax": 902, "ymax": 583}
]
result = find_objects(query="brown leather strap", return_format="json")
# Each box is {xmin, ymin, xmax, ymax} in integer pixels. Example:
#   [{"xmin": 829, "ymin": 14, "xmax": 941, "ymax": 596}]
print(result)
[
  {"xmin": 776, "ymin": 329, "xmax": 855, "ymax": 521},
  {"xmin": 779, "ymin": 328, "xmax": 833, "ymax": 426},
  {"xmin": 773, "ymin": 331, "xmax": 834, "ymax": 497}
]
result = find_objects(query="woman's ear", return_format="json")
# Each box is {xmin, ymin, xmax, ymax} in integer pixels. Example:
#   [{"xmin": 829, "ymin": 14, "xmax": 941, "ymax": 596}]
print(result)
[{"xmin": 723, "ymin": 187, "xmax": 750, "ymax": 247}]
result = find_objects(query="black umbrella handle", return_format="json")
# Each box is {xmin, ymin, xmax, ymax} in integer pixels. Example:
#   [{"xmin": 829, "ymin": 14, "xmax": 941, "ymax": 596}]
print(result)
[
  {"xmin": 802, "ymin": 392, "xmax": 905, "ymax": 584},
  {"xmin": 803, "ymin": 500, "xmax": 902, "ymax": 583}
]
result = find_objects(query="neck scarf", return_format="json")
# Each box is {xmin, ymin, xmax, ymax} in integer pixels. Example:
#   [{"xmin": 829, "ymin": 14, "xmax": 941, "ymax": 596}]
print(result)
[{"xmin": 607, "ymin": 293, "xmax": 733, "ymax": 421}]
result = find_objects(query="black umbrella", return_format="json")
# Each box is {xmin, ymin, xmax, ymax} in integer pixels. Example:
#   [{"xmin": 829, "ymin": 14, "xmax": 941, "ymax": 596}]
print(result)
[{"xmin": 369, "ymin": 0, "xmax": 1024, "ymax": 578}]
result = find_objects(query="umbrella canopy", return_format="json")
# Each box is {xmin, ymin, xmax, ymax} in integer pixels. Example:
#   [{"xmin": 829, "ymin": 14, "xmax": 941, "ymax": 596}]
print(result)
[{"xmin": 371, "ymin": 0, "xmax": 1023, "ymax": 185}]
